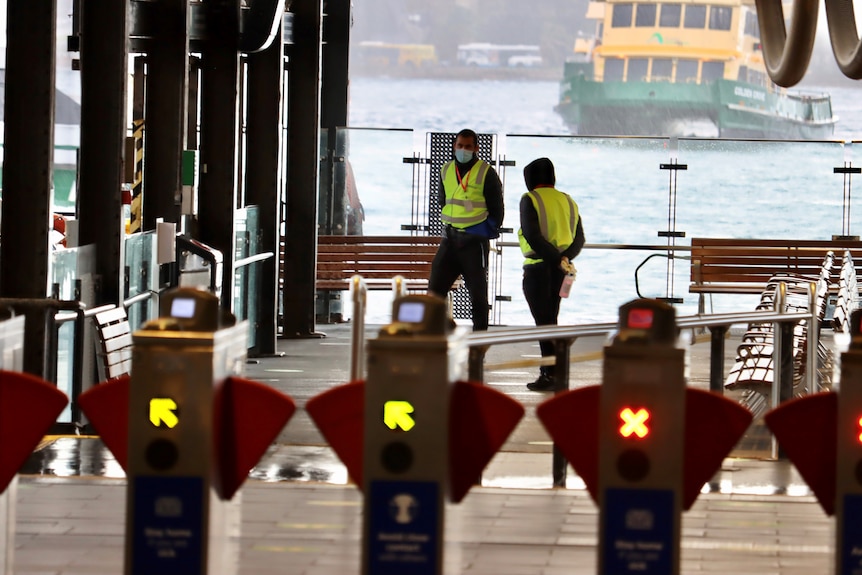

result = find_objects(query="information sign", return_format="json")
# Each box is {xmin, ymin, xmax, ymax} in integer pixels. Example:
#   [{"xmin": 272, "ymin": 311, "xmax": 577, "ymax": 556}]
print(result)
[
  {"xmin": 131, "ymin": 476, "xmax": 204, "ymax": 575},
  {"xmin": 603, "ymin": 488, "xmax": 675, "ymax": 575},
  {"xmin": 368, "ymin": 480, "xmax": 439, "ymax": 575},
  {"xmin": 841, "ymin": 494, "xmax": 862, "ymax": 575}
]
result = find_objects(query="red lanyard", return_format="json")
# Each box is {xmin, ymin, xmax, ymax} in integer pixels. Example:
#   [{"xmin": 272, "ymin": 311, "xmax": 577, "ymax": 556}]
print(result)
[{"xmin": 455, "ymin": 165, "xmax": 470, "ymax": 192}]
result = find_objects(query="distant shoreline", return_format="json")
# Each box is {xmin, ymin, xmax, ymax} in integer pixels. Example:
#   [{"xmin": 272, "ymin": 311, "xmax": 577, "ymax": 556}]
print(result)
[{"xmin": 350, "ymin": 64, "xmax": 562, "ymax": 82}]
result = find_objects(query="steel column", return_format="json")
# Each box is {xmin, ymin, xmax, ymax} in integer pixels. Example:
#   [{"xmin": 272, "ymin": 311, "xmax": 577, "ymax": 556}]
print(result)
[
  {"xmin": 199, "ymin": 0, "xmax": 240, "ymax": 310},
  {"xmin": 709, "ymin": 325, "xmax": 728, "ymax": 393},
  {"xmin": 244, "ymin": 19, "xmax": 285, "ymax": 355},
  {"xmin": 78, "ymin": 0, "xmax": 129, "ymax": 305},
  {"xmin": 1, "ymin": 0, "xmax": 56, "ymax": 375},
  {"xmin": 141, "ymin": 0, "xmax": 190, "ymax": 231},
  {"xmin": 282, "ymin": 0, "xmax": 323, "ymax": 337},
  {"xmin": 320, "ymin": 0, "xmax": 350, "ymax": 232}
]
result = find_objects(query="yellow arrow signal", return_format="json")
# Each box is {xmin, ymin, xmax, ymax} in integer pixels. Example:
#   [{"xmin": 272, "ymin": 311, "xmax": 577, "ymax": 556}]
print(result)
[
  {"xmin": 384, "ymin": 401, "xmax": 415, "ymax": 431},
  {"xmin": 149, "ymin": 398, "xmax": 179, "ymax": 428}
]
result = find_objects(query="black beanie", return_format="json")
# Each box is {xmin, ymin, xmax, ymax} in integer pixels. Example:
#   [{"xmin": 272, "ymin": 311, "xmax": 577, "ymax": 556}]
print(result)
[{"xmin": 523, "ymin": 157, "xmax": 556, "ymax": 191}]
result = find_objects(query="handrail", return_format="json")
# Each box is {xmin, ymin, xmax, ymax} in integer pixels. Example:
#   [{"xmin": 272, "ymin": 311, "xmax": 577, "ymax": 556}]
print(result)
[
  {"xmin": 465, "ymin": 298, "xmax": 816, "ymax": 485},
  {"xmin": 496, "ymin": 241, "xmax": 693, "ymax": 252},
  {"xmin": 234, "ymin": 251, "xmax": 274, "ymax": 268},
  {"xmin": 123, "ymin": 290, "xmax": 160, "ymax": 310}
]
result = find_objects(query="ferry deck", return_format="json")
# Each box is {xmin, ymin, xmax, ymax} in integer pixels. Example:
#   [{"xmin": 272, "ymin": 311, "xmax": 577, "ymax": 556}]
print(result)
[{"xmin": 15, "ymin": 322, "xmax": 830, "ymax": 575}]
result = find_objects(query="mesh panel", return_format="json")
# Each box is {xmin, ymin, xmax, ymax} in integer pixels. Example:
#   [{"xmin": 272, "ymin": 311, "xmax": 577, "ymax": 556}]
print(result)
[{"xmin": 427, "ymin": 132, "xmax": 497, "ymax": 321}]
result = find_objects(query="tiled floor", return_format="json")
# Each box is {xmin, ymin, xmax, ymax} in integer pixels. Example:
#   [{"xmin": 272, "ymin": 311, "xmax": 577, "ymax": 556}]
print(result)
[
  {"xmin": 10, "ymin": 322, "xmax": 843, "ymax": 574},
  {"xmin": 13, "ymin": 475, "xmax": 834, "ymax": 574}
]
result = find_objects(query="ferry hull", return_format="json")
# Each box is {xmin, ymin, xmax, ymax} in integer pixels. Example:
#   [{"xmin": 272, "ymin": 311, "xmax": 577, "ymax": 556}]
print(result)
[{"xmin": 556, "ymin": 76, "xmax": 836, "ymax": 140}]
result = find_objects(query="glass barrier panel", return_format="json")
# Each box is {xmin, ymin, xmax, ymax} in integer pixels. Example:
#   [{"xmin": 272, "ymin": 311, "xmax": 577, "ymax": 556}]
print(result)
[
  {"xmin": 234, "ymin": 206, "xmax": 262, "ymax": 349},
  {"xmin": 333, "ymin": 127, "xmax": 418, "ymax": 235},
  {"xmin": 676, "ymin": 138, "xmax": 848, "ymax": 314},
  {"xmin": 124, "ymin": 231, "xmax": 159, "ymax": 330},
  {"xmin": 501, "ymin": 135, "xmax": 680, "ymax": 324}
]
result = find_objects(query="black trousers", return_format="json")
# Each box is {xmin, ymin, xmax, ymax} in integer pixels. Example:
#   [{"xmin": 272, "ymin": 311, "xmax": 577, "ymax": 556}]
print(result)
[
  {"xmin": 428, "ymin": 231, "xmax": 490, "ymax": 331},
  {"xmin": 523, "ymin": 261, "xmax": 565, "ymax": 373}
]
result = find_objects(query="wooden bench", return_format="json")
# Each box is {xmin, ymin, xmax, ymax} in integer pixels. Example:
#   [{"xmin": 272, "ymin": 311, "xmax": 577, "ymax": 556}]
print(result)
[
  {"xmin": 91, "ymin": 305, "xmax": 132, "ymax": 381},
  {"xmin": 690, "ymin": 237, "xmax": 862, "ymax": 296},
  {"xmin": 316, "ymin": 235, "xmax": 441, "ymax": 291}
]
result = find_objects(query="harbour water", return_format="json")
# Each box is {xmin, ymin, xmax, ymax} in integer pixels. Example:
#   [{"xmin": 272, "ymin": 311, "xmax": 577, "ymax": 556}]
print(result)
[{"xmin": 344, "ymin": 77, "xmax": 862, "ymax": 326}]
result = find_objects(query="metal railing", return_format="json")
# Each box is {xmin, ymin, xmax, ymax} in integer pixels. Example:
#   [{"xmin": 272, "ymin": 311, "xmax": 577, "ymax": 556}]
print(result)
[{"xmin": 465, "ymin": 288, "xmax": 816, "ymax": 485}]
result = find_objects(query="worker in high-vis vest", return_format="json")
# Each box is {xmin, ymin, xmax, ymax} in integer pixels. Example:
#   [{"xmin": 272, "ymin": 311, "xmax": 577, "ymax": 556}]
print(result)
[
  {"xmin": 518, "ymin": 157, "xmax": 585, "ymax": 392},
  {"xmin": 428, "ymin": 128, "xmax": 504, "ymax": 331}
]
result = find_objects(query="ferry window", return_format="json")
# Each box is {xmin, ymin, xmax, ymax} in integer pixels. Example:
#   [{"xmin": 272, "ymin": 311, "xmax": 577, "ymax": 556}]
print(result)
[
  {"xmin": 709, "ymin": 6, "xmax": 732, "ymax": 30},
  {"xmin": 745, "ymin": 12, "xmax": 760, "ymax": 38},
  {"xmin": 676, "ymin": 60, "xmax": 698, "ymax": 82},
  {"xmin": 659, "ymin": 4, "xmax": 681, "ymax": 27},
  {"xmin": 684, "ymin": 5, "xmax": 707, "ymax": 28},
  {"xmin": 605, "ymin": 58, "xmax": 625, "ymax": 81},
  {"xmin": 737, "ymin": 65, "xmax": 749, "ymax": 82},
  {"xmin": 628, "ymin": 58, "xmax": 649, "ymax": 81},
  {"xmin": 612, "ymin": 4, "xmax": 634, "ymax": 27},
  {"xmin": 636, "ymin": 4, "xmax": 657, "ymax": 26},
  {"xmin": 651, "ymin": 58, "xmax": 673, "ymax": 80},
  {"xmin": 747, "ymin": 69, "xmax": 766, "ymax": 86},
  {"xmin": 702, "ymin": 61, "xmax": 725, "ymax": 81}
]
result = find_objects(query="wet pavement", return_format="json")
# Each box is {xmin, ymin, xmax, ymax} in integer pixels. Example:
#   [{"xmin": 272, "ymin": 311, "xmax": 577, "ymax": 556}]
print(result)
[
  {"xmin": 12, "ymin": 321, "xmax": 840, "ymax": 574},
  {"xmin": 23, "ymin": 322, "xmax": 811, "ymax": 495}
]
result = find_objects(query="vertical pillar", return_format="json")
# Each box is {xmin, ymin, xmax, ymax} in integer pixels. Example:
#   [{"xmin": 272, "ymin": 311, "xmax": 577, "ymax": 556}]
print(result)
[
  {"xmin": 245, "ymin": 19, "xmax": 284, "ymax": 355},
  {"xmin": 78, "ymin": 0, "xmax": 129, "ymax": 305},
  {"xmin": 199, "ymin": 0, "xmax": 240, "ymax": 310},
  {"xmin": 320, "ymin": 0, "xmax": 351, "ymax": 234},
  {"xmin": 282, "ymin": 0, "xmax": 323, "ymax": 337},
  {"xmin": 316, "ymin": 1, "xmax": 352, "ymax": 323},
  {"xmin": 142, "ymin": 0, "xmax": 190, "ymax": 231},
  {"xmin": 1, "ymin": 0, "xmax": 56, "ymax": 375}
]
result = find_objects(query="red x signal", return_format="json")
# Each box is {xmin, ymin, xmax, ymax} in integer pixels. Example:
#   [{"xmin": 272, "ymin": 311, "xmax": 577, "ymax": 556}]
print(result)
[{"xmin": 619, "ymin": 407, "xmax": 650, "ymax": 439}]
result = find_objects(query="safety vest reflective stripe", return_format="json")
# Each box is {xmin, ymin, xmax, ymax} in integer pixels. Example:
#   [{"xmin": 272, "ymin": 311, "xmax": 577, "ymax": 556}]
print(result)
[
  {"xmin": 441, "ymin": 160, "xmax": 491, "ymax": 227},
  {"xmin": 519, "ymin": 187, "xmax": 579, "ymax": 263}
]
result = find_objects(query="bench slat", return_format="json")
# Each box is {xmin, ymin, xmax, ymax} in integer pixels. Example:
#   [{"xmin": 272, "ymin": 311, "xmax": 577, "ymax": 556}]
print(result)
[{"xmin": 313, "ymin": 235, "xmax": 441, "ymax": 291}]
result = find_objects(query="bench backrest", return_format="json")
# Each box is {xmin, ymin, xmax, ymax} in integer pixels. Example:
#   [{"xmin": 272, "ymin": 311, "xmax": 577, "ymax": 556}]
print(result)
[
  {"xmin": 316, "ymin": 235, "xmax": 441, "ymax": 290},
  {"xmin": 92, "ymin": 305, "xmax": 132, "ymax": 381},
  {"xmin": 690, "ymin": 238, "xmax": 862, "ymax": 292}
]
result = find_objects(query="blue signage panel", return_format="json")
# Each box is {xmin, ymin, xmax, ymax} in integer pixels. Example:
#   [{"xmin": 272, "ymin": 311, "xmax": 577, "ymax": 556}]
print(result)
[
  {"xmin": 841, "ymin": 494, "xmax": 862, "ymax": 575},
  {"xmin": 131, "ymin": 476, "xmax": 205, "ymax": 575},
  {"xmin": 368, "ymin": 480, "xmax": 439, "ymax": 575},
  {"xmin": 603, "ymin": 488, "xmax": 675, "ymax": 575}
]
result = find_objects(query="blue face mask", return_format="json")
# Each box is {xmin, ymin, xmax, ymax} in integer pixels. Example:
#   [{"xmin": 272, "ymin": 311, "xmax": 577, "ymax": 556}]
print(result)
[{"xmin": 454, "ymin": 149, "xmax": 474, "ymax": 163}]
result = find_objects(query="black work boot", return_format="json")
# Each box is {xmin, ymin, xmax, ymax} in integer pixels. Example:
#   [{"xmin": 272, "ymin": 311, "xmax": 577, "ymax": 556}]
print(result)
[{"xmin": 527, "ymin": 370, "xmax": 558, "ymax": 392}]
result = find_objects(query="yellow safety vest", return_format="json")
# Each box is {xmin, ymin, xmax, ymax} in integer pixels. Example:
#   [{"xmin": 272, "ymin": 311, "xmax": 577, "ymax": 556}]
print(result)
[
  {"xmin": 440, "ymin": 160, "xmax": 491, "ymax": 228},
  {"xmin": 518, "ymin": 187, "xmax": 579, "ymax": 265}
]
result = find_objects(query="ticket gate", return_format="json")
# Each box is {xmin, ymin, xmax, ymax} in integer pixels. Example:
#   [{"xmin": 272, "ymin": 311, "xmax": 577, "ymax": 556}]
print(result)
[
  {"xmin": 79, "ymin": 287, "xmax": 295, "ymax": 575},
  {"xmin": 765, "ymin": 308, "xmax": 862, "ymax": 575},
  {"xmin": 307, "ymin": 293, "xmax": 524, "ymax": 575},
  {"xmin": 0, "ymin": 315, "xmax": 69, "ymax": 573},
  {"xmin": 537, "ymin": 299, "xmax": 752, "ymax": 575}
]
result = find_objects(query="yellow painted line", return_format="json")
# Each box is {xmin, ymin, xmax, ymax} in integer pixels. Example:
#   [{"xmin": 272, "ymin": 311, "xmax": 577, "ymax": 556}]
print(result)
[
  {"xmin": 307, "ymin": 500, "xmax": 361, "ymax": 507},
  {"xmin": 486, "ymin": 350, "xmax": 604, "ymax": 370},
  {"xmin": 277, "ymin": 523, "xmax": 345, "ymax": 530},
  {"xmin": 252, "ymin": 545, "xmax": 323, "ymax": 553},
  {"xmin": 682, "ymin": 539, "xmax": 829, "ymax": 554},
  {"xmin": 486, "ymin": 331, "xmax": 716, "ymax": 371}
]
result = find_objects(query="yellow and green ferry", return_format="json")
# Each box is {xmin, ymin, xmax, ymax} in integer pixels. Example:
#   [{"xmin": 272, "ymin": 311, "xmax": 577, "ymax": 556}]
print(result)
[{"xmin": 556, "ymin": 0, "xmax": 837, "ymax": 138}]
